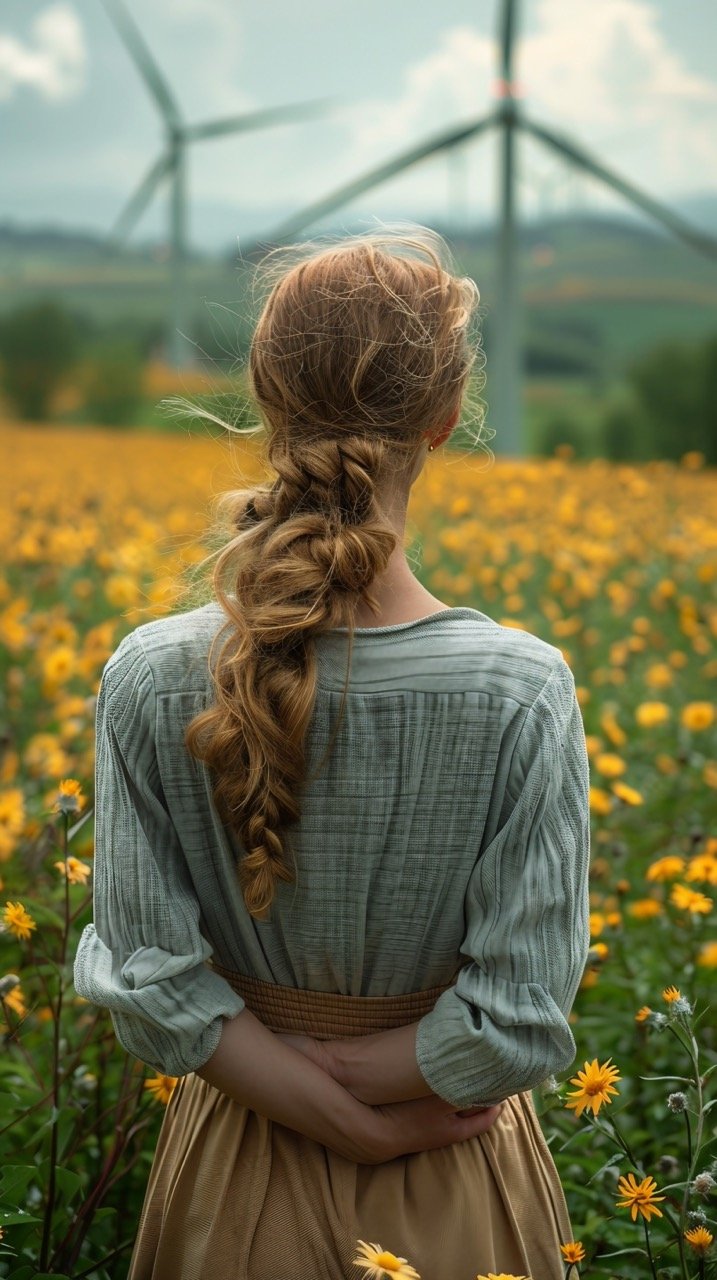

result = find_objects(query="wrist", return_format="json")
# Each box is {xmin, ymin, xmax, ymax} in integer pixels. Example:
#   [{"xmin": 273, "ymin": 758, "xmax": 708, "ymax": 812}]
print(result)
[{"xmin": 325, "ymin": 1036, "xmax": 351, "ymax": 1090}]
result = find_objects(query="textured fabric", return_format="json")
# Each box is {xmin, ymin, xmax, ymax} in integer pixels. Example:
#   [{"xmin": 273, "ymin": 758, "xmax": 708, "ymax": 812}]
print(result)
[
  {"xmin": 126, "ymin": 966, "xmax": 573, "ymax": 1280},
  {"xmin": 73, "ymin": 600, "xmax": 591, "ymax": 1109},
  {"xmin": 205, "ymin": 957, "xmax": 467, "ymax": 1036}
]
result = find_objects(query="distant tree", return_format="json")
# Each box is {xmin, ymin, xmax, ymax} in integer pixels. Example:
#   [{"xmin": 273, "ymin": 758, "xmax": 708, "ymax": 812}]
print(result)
[
  {"xmin": 0, "ymin": 300, "xmax": 79, "ymax": 419},
  {"xmin": 599, "ymin": 400, "xmax": 649, "ymax": 461},
  {"xmin": 626, "ymin": 338, "xmax": 717, "ymax": 464},
  {"xmin": 536, "ymin": 413, "xmax": 589, "ymax": 458},
  {"xmin": 82, "ymin": 340, "xmax": 144, "ymax": 426}
]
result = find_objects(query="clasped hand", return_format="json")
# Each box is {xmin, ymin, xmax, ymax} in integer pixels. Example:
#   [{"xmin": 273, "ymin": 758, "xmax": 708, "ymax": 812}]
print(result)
[{"xmin": 274, "ymin": 1030, "xmax": 504, "ymax": 1163}]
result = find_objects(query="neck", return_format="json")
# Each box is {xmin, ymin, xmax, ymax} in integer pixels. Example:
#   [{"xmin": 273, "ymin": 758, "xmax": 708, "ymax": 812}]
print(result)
[{"xmin": 349, "ymin": 481, "xmax": 447, "ymax": 627}]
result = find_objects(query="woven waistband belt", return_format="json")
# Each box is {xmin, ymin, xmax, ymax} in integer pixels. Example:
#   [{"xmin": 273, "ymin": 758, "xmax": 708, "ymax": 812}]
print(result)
[{"xmin": 208, "ymin": 956, "xmax": 465, "ymax": 1039}]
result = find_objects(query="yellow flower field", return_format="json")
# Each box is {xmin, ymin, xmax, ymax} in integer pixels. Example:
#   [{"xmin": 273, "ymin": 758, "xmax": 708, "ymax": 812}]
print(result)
[{"xmin": 0, "ymin": 419, "xmax": 715, "ymax": 1279}]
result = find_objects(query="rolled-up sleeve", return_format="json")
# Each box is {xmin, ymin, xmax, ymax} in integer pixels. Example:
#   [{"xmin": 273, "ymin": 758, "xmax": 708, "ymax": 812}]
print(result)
[
  {"xmin": 73, "ymin": 629, "xmax": 246, "ymax": 1077},
  {"xmin": 414, "ymin": 659, "xmax": 591, "ymax": 1109}
]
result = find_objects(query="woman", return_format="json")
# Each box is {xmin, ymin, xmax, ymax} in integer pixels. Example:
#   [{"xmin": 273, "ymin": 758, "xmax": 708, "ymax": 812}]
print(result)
[{"xmin": 73, "ymin": 226, "xmax": 591, "ymax": 1279}]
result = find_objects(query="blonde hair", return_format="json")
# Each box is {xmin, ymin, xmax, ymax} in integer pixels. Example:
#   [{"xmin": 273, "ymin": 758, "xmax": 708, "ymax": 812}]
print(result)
[{"xmin": 180, "ymin": 224, "xmax": 486, "ymax": 921}]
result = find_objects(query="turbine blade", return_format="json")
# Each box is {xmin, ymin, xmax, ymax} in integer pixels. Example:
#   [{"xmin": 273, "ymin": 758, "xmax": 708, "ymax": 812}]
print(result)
[
  {"xmin": 240, "ymin": 110, "xmax": 499, "ymax": 251},
  {"xmin": 110, "ymin": 152, "xmax": 173, "ymax": 241},
  {"xmin": 500, "ymin": 0, "xmax": 518, "ymax": 84},
  {"xmin": 185, "ymin": 97, "xmax": 337, "ymax": 143},
  {"xmin": 522, "ymin": 116, "xmax": 717, "ymax": 260},
  {"xmin": 102, "ymin": 0, "xmax": 180, "ymax": 125}
]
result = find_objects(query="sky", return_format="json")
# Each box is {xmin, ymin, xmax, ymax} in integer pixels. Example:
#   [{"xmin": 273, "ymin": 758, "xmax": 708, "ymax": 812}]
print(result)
[{"xmin": 2, "ymin": 0, "xmax": 717, "ymax": 251}]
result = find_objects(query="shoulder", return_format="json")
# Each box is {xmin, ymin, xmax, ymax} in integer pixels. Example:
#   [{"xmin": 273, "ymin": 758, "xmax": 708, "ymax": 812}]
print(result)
[
  {"xmin": 456, "ymin": 613, "xmax": 568, "ymax": 704},
  {"xmin": 101, "ymin": 601, "xmax": 226, "ymax": 701}
]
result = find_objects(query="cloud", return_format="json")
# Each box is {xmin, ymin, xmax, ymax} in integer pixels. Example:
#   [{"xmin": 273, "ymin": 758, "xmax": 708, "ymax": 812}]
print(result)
[
  {"xmin": 135, "ymin": 0, "xmax": 251, "ymax": 119},
  {"xmin": 338, "ymin": 0, "xmax": 717, "ymax": 203},
  {"xmin": 0, "ymin": 3, "xmax": 86, "ymax": 102}
]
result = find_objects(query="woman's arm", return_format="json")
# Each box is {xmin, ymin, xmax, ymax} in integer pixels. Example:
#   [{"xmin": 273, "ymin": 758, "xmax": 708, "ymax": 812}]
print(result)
[
  {"xmin": 275, "ymin": 1024, "xmax": 451, "ymax": 1106},
  {"xmin": 195, "ymin": 1006, "xmax": 387, "ymax": 1162},
  {"xmin": 330, "ymin": 1022, "xmax": 433, "ymax": 1105},
  {"xmin": 196, "ymin": 1008, "xmax": 502, "ymax": 1159}
]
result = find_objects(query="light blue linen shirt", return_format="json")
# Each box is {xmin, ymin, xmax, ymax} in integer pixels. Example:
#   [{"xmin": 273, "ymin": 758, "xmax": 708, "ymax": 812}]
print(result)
[{"xmin": 73, "ymin": 602, "xmax": 591, "ymax": 1110}]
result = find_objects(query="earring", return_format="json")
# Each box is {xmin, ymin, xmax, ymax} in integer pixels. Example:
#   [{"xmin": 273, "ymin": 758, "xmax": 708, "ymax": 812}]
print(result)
[{"xmin": 427, "ymin": 442, "xmax": 435, "ymax": 452}]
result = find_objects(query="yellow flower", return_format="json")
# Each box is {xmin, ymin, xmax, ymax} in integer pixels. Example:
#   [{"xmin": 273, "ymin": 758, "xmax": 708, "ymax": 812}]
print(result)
[
  {"xmin": 611, "ymin": 782, "xmax": 643, "ymax": 805},
  {"xmin": 54, "ymin": 856, "xmax": 92, "ymax": 886},
  {"xmin": 628, "ymin": 899, "xmax": 662, "ymax": 921},
  {"xmin": 53, "ymin": 778, "xmax": 85, "ymax": 815},
  {"xmin": 594, "ymin": 753, "xmax": 627, "ymax": 778},
  {"xmin": 565, "ymin": 1057, "xmax": 621, "ymax": 1118},
  {"xmin": 681, "ymin": 702, "xmax": 714, "ymax": 732},
  {"xmin": 143, "ymin": 1075, "xmax": 179, "ymax": 1106},
  {"xmin": 697, "ymin": 941, "xmax": 717, "ymax": 968},
  {"xmin": 704, "ymin": 760, "xmax": 717, "ymax": 788},
  {"xmin": 646, "ymin": 856, "xmax": 685, "ymax": 882},
  {"xmin": 600, "ymin": 710, "xmax": 626, "ymax": 747},
  {"xmin": 2, "ymin": 901, "xmax": 37, "ymax": 942},
  {"xmin": 686, "ymin": 855, "xmax": 717, "ymax": 885},
  {"xmin": 475, "ymin": 1275, "xmax": 530, "ymax": 1280},
  {"xmin": 662, "ymin": 986, "xmax": 681, "ymax": 1003},
  {"xmin": 0, "ymin": 788, "xmax": 25, "ymax": 837},
  {"xmin": 580, "ymin": 968, "xmax": 599, "ymax": 990},
  {"xmin": 615, "ymin": 1172, "xmax": 665, "ymax": 1222},
  {"xmin": 684, "ymin": 1226, "xmax": 713, "ymax": 1254},
  {"xmin": 635, "ymin": 1006, "xmax": 652, "ymax": 1023},
  {"xmin": 42, "ymin": 645, "xmax": 76, "ymax": 686},
  {"xmin": 352, "ymin": 1240, "xmax": 421, "ymax": 1279},
  {"xmin": 670, "ymin": 883, "xmax": 713, "ymax": 914},
  {"xmin": 589, "ymin": 787, "xmax": 612, "ymax": 816},
  {"xmin": 646, "ymin": 663, "xmax": 673, "ymax": 689},
  {"xmin": 635, "ymin": 702, "xmax": 670, "ymax": 728},
  {"xmin": 589, "ymin": 912, "xmax": 605, "ymax": 938},
  {"xmin": 1, "ymin": 981, "xmax": 26, "ymax": 1019},
  {"xmin": 560, "ymin": 1241, "xmax": 586, "ymax": 1263}
]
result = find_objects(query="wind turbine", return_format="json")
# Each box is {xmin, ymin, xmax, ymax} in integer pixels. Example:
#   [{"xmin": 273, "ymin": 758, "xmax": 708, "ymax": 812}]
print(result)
[
  {"xmin": 103, "ymin": 0, "xmax": 335, "ymax": 368},
  {"xmin": 239, "ymin": 0, "xmax": 717, "ymax": 456}
]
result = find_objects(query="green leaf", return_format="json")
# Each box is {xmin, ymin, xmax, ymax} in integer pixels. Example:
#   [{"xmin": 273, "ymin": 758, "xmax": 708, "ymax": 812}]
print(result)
[
  {"xmin": 0, "ymin": 1208, "xmax": 43, "ymax": 1226},
  {"xmin": 596, "ymin": 1247, "xmax": 649, "ymax": 1258},
  {"xmin": 588, "ymin": 1150, "xmax": 624, "ymax": 1183},
  {"xmin": 637, "ymin": 1074, "xmax": 694, "ymax": 1083},
  {"xmin": 67, "ymin": 805, "xmax": 94, "ymax": 841},
  {"xmin": 53, "ymin": 1164, "xmax": 83, "ymax": 1204},
  {"xmin": 0, "ymin": 1166, "xmax": 37, "ymax": 1204}
]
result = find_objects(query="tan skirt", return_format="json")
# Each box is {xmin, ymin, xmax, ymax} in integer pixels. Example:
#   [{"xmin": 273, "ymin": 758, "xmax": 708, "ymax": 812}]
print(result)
[{"xmin": 127, "ymin": 963, "xmax": 574, "ymax": 1280}]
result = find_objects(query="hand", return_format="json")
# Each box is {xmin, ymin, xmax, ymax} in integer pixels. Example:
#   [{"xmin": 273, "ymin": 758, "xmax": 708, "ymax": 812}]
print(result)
[
  {"xmin": 362, "ymin": 1093, "xmax": 504, "ymax": 1164},
  {"xmin": 273, "ymin": 1031, "xmax": 504, "ymax": 1165}
]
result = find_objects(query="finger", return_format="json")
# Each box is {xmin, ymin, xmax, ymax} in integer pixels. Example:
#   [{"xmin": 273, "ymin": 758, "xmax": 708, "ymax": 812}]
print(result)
[{"xmin": 462, "ymin": 1102, "xmax": 504, "ymax": 1127}]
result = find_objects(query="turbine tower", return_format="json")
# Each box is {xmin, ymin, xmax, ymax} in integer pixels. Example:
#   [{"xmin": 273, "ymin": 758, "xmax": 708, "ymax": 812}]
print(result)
[
  {"xmin": 240, "ymin": 0, "xmax": 717, "ymax": 456},
  {"xmin": 103, "ymin": 0, "xmax": 335, "ymax": 368}
]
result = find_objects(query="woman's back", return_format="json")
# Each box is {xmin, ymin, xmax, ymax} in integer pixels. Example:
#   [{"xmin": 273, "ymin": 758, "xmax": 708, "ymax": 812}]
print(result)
[{"xmin": 76, "ymin": 599, "xmax": 590, "ymax": 1108}]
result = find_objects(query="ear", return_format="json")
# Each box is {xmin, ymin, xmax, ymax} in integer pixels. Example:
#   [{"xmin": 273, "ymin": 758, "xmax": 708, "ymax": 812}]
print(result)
[{"xmin": 433, "ymin": 405, "xmax": 460, "ymax": 447}]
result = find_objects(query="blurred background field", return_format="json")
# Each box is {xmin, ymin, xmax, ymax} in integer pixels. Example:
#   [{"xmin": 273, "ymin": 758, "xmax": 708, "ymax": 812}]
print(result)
[
  {"xmin": 1, "ymin": 216, "xmax": 717, "ymax": 462},
  {"xmin": 1, "ymin": 423, "xmax": 716, "ymax": 1276}
]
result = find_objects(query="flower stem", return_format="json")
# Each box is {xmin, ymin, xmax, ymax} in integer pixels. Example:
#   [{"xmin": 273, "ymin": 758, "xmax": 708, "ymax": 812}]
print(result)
[
  {"xmin": 39, "ymin": 811, "xmax": 70, "ymax": 1270},
  {"xmin": 642, "ymin": 1215, "xmax": 659, "ymax": 1280}
]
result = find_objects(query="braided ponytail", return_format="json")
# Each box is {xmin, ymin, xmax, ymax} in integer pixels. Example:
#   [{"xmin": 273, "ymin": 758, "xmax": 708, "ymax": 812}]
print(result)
[{"xmin": 184, "ymin": 225, "xmax": 484, "ymax": 920}]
